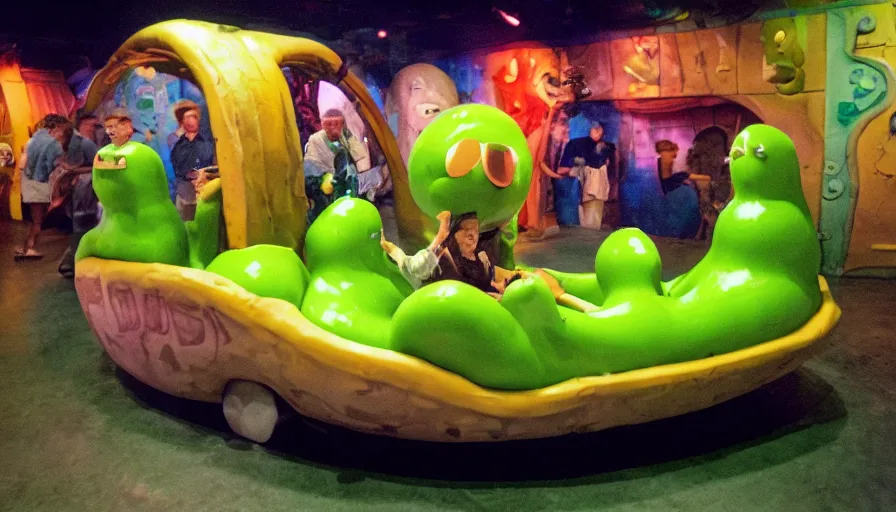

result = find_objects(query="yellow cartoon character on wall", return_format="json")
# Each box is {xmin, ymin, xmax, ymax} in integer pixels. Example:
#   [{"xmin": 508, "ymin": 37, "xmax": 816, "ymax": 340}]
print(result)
[
  {"xmin": 760, "ymin": 18, "xmax": 806, "ymax": 95},
  {"xmin": 623, "ymin": 36, "xmax": 660, "ymax": 95}
]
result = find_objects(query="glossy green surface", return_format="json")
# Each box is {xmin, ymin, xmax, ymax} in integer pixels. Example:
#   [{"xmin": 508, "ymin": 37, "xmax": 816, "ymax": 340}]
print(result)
[
  {"xmin": 301, "ymin": 198, "xmax": 414, "ymax": 349},
  {"xmin": 4, "ymin": 217, "xmax": 894, "ymax": 510},
  {"xmin": 75, "ymin": 141, "xmax": 223, "ymax": 269},
  {"xmin": 76, "ymin": 142, "xmax": 190, "ymax": 266},
  {"xmin": 302, "ymin": 124, "xmax": 823, "ymax": 390},
  {"xmin": 408, "ymin": 104, "xmax": 531, "ymax": 266},
  {"xmin": 186, "ymin": 188, "xmax": 224, "ymax": 270},
  {"xmin": 206, "ymin": 245, "xmax": 309, "ymax": 309},
  {"xmin": 78, "ymin": 123, "xmax": 823, "ymax": 391}
]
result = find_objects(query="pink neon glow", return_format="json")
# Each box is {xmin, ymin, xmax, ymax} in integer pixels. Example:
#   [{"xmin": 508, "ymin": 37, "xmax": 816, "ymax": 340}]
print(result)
[
  {"xmin": 377, "ymin": 29, "xmax": 388, "ymax": 38},
  {"xmin": 494, "ymin": 8, "xmax": 521, "ymax": 27}
]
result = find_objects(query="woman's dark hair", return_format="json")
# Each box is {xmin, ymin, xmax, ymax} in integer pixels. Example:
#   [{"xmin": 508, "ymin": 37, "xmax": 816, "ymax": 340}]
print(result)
[
  {"xmin": 75, "ymin": 111, "xmax": 98, "ymax": 128},
  {"xmin": 40, "ymin": 114, "xmax": 71, "ymax": 131},
  {"xmin": 655, "ymin": 139, "xmax": 679, "ymax": 153},
  {"xmin": 445, "ymin": 211, "xmax": 479, "ymax": 256}
]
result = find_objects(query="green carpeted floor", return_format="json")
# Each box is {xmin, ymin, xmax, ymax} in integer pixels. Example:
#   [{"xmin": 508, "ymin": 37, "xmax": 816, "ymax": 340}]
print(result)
[{"xmin": 0, "ymin": 220, "xmax": 894, "ymax": 511}]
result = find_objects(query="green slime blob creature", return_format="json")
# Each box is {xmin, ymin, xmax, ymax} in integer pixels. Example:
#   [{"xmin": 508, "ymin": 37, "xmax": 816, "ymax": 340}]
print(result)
[
  {"xmin": 75, "ymin": 141, "xmax": 222, "ymax": 269},
  {"xmin": 301, "ymin": 198, "xmax": 414, "ymax": 349},
  {"xmin": 408, "ymin": 104, "xmax": 532, "ymax": 268},
  {"xmin": 74, "ymin": 140, "xmax": 310, "ymax": 306},
  {"xmin": 301, "ymin": 124, "xmax": 823, "ymax": 390},
  {"xmin": 206, "ymin": 244, "xmax": 309, "ymax": 309},
  {"xmin": 88, "ymin": 121, "xmax": 822, "ymax": 392}
]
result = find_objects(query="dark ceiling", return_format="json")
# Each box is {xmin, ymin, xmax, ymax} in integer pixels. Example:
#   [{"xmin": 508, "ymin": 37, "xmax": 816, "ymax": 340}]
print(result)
[{"xmin": 3, "ymin": 0, "xmax": 760, "ymax": 75}]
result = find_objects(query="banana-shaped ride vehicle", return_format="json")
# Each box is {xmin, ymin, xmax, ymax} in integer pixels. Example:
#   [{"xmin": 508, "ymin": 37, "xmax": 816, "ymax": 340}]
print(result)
[{"xmin": 75, "ymin": 20, "xmax": 840, "ymax": 444}]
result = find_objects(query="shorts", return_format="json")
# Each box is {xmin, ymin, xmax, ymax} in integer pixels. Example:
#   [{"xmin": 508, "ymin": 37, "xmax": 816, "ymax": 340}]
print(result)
[{"xmin": 21, "ymin": 175, "xmax": 50, "ymax": 204}]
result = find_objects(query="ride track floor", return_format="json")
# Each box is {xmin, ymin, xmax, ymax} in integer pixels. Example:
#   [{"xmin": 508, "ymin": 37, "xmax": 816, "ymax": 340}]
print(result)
[{"xmin": 0, "ymin": 215, "xmax": 894, "ymax": 512}]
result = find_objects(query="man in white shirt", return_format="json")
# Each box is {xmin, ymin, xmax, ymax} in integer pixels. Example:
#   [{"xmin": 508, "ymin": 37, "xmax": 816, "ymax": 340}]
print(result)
[{"xmin": 303, "ymin": 109, "xmax": 369, "ymax": 223}]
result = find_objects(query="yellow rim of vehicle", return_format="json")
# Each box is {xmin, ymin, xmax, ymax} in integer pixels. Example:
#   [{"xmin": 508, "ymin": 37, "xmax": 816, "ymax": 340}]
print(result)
[{"xmin": 76, "ymin": 257, "xmax": 841, "ymax": 418}]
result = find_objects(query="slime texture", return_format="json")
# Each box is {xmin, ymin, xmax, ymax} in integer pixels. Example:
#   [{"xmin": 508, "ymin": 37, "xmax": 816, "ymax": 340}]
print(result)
[
  {"xmin": 75, "ymin": 141, "xmax": 309, "ymax": 310},
  {"xmin": 301, "ymin": 198, "xmax": 414, "ymax": 348},
  {"xmin": 77, "ymin": 119, "xmax": 824, "ymax": 392},
  {"xmin": 205, "ymin": 245, "xmax": 309, "ymax": 309},
  {"xmin": 408, "ymin": 104, "xmax": 532, "ymax": 268},
  {"xmin": 300, "ymin": 124, "xmax": 823, "ymax": 390},
  {"xmin": 76, "ymin": 141, "xmax": 223, "ymax": 269}
]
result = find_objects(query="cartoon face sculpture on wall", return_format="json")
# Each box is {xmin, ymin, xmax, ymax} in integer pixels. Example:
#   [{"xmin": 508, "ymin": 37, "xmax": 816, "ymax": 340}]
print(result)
[
  {"xmin": 489, "ymin": 49, "xmax": 571, "ymax": 136},
  {"xmin": 500, "ymin": 49, "xmax": 568, "ymax": 108},
  {"xmin": 623, "ymin": 36, "xmax": 660, "ymax": 95},
  {"xmin": 760, "ymin": 18, "xmax": 807, "ymax": 95},
  {"xmin": 386, "ymin": 63, "xmax": 460, "ymax": 164}
]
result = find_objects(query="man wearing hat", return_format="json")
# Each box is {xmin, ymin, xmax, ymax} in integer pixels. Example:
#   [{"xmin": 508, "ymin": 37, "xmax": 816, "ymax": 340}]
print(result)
[
  {"xmin": 170, "ymin": 100, "xmax": 216, "ymax": 221},
  {"xmin": 104, "ymin": 107, "xmax": 135, "ymax": 148},
  {"xmin": 303, "ymin": 108, "xmax": 368, "ymax": 223}
]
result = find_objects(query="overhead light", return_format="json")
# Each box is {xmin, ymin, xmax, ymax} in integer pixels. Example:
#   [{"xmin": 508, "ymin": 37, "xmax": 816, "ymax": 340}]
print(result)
[
  {"xmin": 493, "ymin": 7, "xmax": 521, "ymax": 27},
  {"xmin": 377, "ymin": 29, "xmax": 388, "ymax": 38}
]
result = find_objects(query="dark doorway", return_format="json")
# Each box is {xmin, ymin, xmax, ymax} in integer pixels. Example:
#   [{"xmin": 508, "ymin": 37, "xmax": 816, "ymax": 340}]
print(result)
[{"xmin": 687, "ymin": 126, "xmax": 732, "ymax": 241}]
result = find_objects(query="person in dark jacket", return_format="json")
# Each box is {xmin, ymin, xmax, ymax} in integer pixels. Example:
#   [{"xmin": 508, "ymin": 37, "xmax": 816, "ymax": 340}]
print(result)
[
  {"xmin": 56, "ymin": 112, "xmax": 100, "ymax": 277},
  {"xmin": 170, "ymin": 100, "xmax": 215, "ymax": 221}
]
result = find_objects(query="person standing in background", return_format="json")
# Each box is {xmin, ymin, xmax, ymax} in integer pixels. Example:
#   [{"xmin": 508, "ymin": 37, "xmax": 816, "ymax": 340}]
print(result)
[
  {"xmin": 524, "ymin": 112, "xmax": 569, "ymax": 236},
  {"xmin": 556, "ymin": 121, "xmax": 615, "ymax": 228},
  {"xmin": 170, "ymin": 100, "xmax": 216, "ymax": 221},
  {"xmin": 541, "ymin": 115, "xmax": 571, "ymax": 209},
  {"xmin": 56, "ymin": 112, "xmax": 99, "ymax": 277},
  {"xmin": 656, "ymin": 139, "xmax": 690, "ymax": 195},
  {"xmin": 74, "ymin": 112, "xmax": 104, "ymax": 147},
  {"xmin": 303, "ymin": 109, "xmax": 369, "ymax": 224},
  {"xmin": 15, "ymin": 114, "xmax": 70, "ymax": 261}
]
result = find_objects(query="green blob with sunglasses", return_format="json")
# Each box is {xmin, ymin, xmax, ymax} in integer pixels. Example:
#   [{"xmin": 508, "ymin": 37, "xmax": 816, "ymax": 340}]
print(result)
[{"xmin": 408, "ymin": 104, "xmax": 533, "ymax": 268}]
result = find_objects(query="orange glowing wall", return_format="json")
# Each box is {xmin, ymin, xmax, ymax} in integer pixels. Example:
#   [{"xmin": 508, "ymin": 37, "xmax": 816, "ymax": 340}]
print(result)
[{"xmin": 0, "ymin": 53, "xmax": 75, "ymax": 220}]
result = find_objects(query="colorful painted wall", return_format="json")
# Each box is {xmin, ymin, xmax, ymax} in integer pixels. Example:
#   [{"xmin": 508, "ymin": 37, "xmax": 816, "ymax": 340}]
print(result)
[
  {"xmin": 414, "ymin": 2, "xmax": 896, "ymax": 275},
  {"xmin": 836, "ymin": 3, "xmax": 896, "ymax": 273},
  {"xmin": 0, "ymin": 53, "xmax": 75, "ymax": 220}
]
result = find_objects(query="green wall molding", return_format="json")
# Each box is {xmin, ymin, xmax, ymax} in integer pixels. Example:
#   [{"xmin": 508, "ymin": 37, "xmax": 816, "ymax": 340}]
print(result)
[{"xmin": 820, "ymin": 8, "xmax": 891, "ymax": 275}]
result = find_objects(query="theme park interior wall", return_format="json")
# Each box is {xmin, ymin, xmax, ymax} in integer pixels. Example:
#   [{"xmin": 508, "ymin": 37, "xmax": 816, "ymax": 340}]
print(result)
[
  {"xmin": 562, "ymin": 15, "xmax": 826, "ymax": 100},
  {"xmin": 433, "ymin": 11, "xmax": 830, "ymax": 235},
  {"xmin": 0, "ymin": 60, "xmax": 74, "ymax": 221},
  {"xmin": 845, "ymin": 3, "xmax": 896, "ymax": 271},
  {"xmin": 0, "ymin": 86, "xmax": 13, "ymax": 220},
  {"xmin": 19, "ymin": 68, "xmax": 76, "ymax": 127}
]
